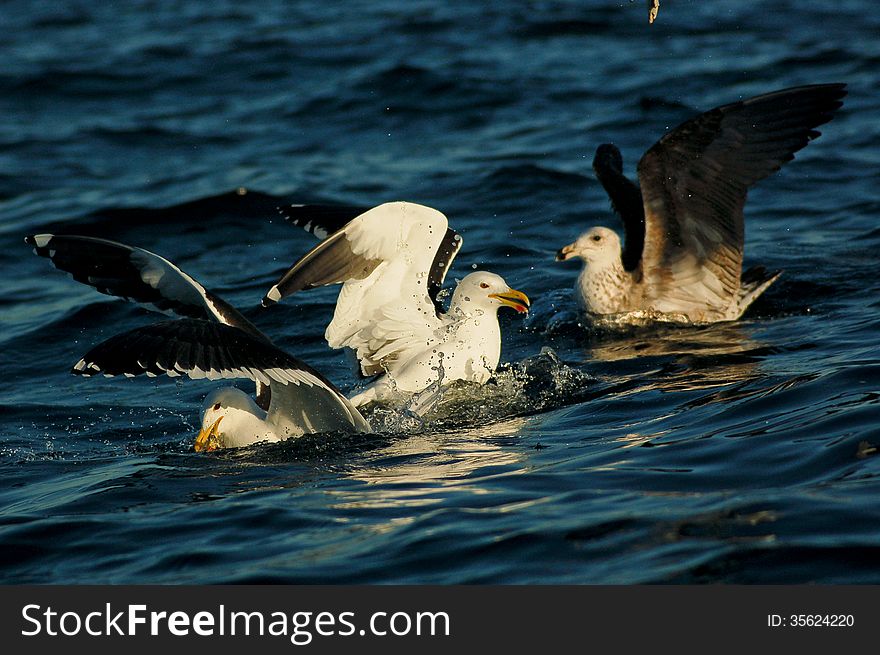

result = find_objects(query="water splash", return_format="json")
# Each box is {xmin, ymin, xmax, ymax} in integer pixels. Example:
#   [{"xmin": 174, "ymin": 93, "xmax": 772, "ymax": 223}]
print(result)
[{"xmin": 424, "ymin": 347, "xmax": 596, "ymax": 430}]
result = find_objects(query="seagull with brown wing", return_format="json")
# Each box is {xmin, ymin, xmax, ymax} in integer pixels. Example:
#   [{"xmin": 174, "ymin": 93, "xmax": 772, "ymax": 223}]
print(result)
[{"xmin": 556, "ymin": 83, "xmax": 847, "ymax": 324}]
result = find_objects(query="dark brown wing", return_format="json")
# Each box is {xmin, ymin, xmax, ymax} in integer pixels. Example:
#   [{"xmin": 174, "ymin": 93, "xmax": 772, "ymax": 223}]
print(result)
[
  {"xmin": 636, "ymin": 83, "xmax": 846, "ymax": 314},
  {"xmin": 593, "ymin": 143, "xmax": 645, "ymax": 272}
]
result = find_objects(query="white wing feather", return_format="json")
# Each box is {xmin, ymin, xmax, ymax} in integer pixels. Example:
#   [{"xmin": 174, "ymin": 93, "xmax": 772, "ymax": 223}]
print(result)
[{"xmin": 323, "ymin": 202, "xmax": 448, "ymax": 375}]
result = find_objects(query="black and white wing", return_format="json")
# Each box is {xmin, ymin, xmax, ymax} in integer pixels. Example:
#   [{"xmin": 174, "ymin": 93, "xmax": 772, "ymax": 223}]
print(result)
[
  {"xmin": 28, "ymin": 233, "xmax": 272, "ymax": 408},
  {"xmin": 636, "ymin": 83, "xmax": 846, "ymax": 313},
  {"xmin": 26, "ymin": 234, "xmax": 265, "ymax": 339},
  {"xmin": 278, "ymin": 204, "xmax": 372, "ymax": 240},
  {"xmin": 73, "ymin": 319, "xmax": 370, "ymax": 434},
  {"xmin": 276, "ymin": 203, "xmax": 463, "ymax": 313},
  {"xmin": 426, "ymin": 227, "xmax": 463, "ymax": 311}
]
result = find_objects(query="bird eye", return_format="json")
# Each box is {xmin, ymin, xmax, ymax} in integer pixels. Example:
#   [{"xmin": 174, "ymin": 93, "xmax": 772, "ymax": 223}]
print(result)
[
  {"xmin": 592, "ymin": 235, "xmax": 602, "ymax": 242},
  {"xmin": 212, "ymin": 403, "xmax": 221, "ymax": 411},
  {"xmin": 480, "ymin": 282, "xmax": 490, "ymax": 289}
]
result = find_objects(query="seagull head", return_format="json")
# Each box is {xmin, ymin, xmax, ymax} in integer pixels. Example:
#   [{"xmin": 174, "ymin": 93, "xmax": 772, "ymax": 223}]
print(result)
[
  {"xmin": 556, "ymin": 227, "xmax": 621, "ymax": 267},
  {"xmin": 452, "ymin": 271, "xmax": 530, "ymax": 314},
  {"xmin": 194, "ymin": 387, "xmax": 262, "ymax": 452}
]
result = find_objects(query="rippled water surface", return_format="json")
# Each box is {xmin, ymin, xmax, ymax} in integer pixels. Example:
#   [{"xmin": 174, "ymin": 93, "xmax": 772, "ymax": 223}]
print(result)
[{"xmin": 2, "ymin": 0, "xmax": 880, "ymax": 584}]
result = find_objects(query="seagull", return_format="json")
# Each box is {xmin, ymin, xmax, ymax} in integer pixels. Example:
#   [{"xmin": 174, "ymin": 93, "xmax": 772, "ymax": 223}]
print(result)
[
  {"xmin": 26, "ymin": 234, "xmax": 370, "ymax": 451},
  {"xmin": 262, "ymin": 201, "xmax": 530, "ymax": 409},
  {"xmin": 556, "ymin": 83, "xmax": 847, "ymax": 324}
]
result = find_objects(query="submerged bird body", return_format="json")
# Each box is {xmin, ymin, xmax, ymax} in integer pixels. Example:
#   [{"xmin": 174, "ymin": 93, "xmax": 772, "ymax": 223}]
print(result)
[
  {"xmin": 264, "ymin": 202, "xmax": 529, "ymax": 410},
  {"xmin": 557, "ymin": 84, "xmax": 846, "ymax": 324},
  {"xmin": 28, "ymin": 234, "xmax": 370, "ymax": 451}
]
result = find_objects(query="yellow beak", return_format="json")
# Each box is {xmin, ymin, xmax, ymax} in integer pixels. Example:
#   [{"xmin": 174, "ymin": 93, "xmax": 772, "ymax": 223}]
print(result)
[
  {"xmin": 489, "ymin": 288, "xmax": 531, "ymax": 314},
  {"xmin": 194, "ymin": 416, "xmax": 223, "ymax": 453}
]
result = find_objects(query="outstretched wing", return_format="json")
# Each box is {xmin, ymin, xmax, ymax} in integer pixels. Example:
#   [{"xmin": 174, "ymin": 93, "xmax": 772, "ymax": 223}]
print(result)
[
  {"xmin": 73, "ymin": 319, "xmax": 369, "ymax": 433},
  {"xmin": 278, "ymin": 203, "xmax": 372, "ymax": 240},
  {"xmin": 636, "ymin": 83, "xmax": 846, "ymax": 314},
  {"xmin": 27, "ymin": 233, "xmax": 265, "ymax": 339},
  {"xmin": 263, "ymin": 202, "xmax": 453, "ymax": 376},
  {"xmin": 426, "ymin": 228, "xmax": 463, "ymax": 311},
  {"xmin": 28, "ymin": 233, "xmax": 272, "ymax": 408},
  {"xmin": 592, "ymin": 143, "xmax": 645, "ymax": 273},
  {"xmin": 276, "ymin": 203, "xmax": 463, "ymax": 313}
]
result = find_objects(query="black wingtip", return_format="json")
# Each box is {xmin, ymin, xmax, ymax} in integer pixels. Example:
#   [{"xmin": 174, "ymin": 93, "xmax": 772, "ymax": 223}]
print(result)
[
  {"xmin": 26, "ymin": 234, "xmax": 56, "ymax": 256},
  {"xmin": 593, "ymin": 143, "xmax": 624, "ymax": 174},
  {"xmin": 25, "ymin": 234, "xmax": 47, "ymax": 248},
  {"xmin": 70, "ymin": 358, "xmax": 91, "ymax": 376},
  {"xmin": 820, "ymin": 82, "xmax": 848, "ymax": 106}
]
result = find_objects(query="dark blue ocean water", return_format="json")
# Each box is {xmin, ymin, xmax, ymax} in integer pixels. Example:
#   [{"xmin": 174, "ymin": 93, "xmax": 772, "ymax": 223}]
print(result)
[{"xmin": 2, "ymin": 0, "xmax": 880, "ymax": 584}]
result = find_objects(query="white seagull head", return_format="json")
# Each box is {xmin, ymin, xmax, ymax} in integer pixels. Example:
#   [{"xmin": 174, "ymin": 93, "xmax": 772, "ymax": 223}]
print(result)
[
  {"xmin": 450, "ymin": 271, "xmax": 530, "ymax": 315},
  {"xmin": 556, "ymin": 226, "xmax": 622, "ymax": 268},
  {"xmin": 195, "ymin": 387, "xmax": 265, "ymax": 452}
]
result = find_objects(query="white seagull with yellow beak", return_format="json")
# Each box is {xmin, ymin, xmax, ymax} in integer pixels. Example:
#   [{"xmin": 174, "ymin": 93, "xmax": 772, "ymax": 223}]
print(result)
[
  {"xmin": 262, "ymin": 202, "xmax": 530, "ymax": 409},
  {"xmin": 27, "ymin": 234, "xmax": 370, "ymax": 451}
]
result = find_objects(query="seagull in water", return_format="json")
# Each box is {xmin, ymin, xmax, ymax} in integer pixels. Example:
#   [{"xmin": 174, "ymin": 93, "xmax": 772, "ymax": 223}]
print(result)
[
  {"xmin": 556, "ymin": 83, "xmax": 847, "ymax": 324},
  {"xmin": 262, "ymin": 201, "xmax": 530, "ymax": 410},
  {"xmin": 27, "ymin": 234, "xmax": 370, "ymax": 451}
]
